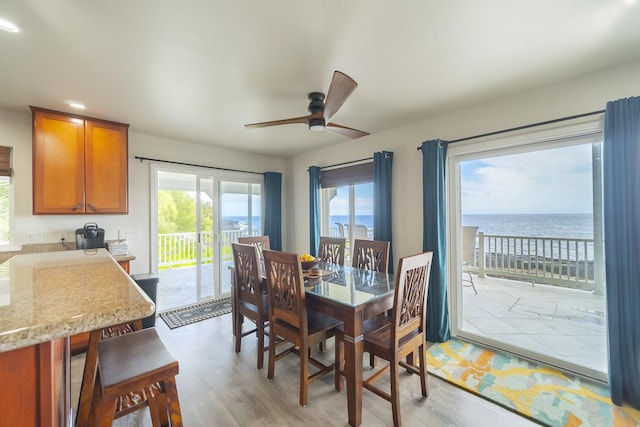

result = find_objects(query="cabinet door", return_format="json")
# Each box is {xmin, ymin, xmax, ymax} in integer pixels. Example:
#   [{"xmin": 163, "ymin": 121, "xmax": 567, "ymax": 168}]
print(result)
[
  {"xmin": 33, "ymin": 111, "xmax": 85, "ymax": 214},
  {"xmin": 85, "ymin": 120, "xmax": 128, "ymax": 213}
]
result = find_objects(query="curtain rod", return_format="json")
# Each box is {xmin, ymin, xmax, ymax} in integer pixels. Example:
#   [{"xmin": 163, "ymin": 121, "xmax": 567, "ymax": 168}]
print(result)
[
  {"xmin": 320, "ymin": 156, "xmax": 374, "ymax": 170},
  {"xmin": 416, "ymin": 109, "xmax": 605, "ymax": 150},
  {"xmin": 134, "ymin": 156, "xmax": 264, "ymax": 175}
]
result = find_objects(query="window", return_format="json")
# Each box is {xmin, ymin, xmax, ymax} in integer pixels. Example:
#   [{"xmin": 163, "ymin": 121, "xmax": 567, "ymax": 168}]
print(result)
[
  {"xmin": 0, "ymin": 146, "xmax": 12, "ymax": 247},
  {"xmin": 320, "ymin": 162, "xmax": 373, "ymax": 260}
]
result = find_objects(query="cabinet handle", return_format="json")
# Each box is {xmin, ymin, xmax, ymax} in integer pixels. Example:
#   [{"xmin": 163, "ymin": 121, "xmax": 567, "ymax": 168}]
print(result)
[
  {"xmin": 88, "ymin": 203, "xmax": 98, "ymax": 212},
  {"xmin": 71, "ymin": 203, "xmax": 83, "ymax": 211}
]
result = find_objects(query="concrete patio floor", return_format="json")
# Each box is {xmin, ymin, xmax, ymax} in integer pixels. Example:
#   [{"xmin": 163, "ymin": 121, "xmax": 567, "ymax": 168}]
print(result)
[{"xmin": 461, "ymin": 274, "xmax": 607, "ymax": 375}]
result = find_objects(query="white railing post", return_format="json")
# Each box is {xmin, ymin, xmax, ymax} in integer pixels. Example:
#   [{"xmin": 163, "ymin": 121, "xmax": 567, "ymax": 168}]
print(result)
[{"xmin": 478, "ymin": 231, "xmax": 486, "ymax": 278}]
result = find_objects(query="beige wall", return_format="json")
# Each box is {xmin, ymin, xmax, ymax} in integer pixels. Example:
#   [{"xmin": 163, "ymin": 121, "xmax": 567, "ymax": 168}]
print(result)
[
  {"xmin": 284, "ymin": 59, "xmax": 640, "ymax": 269},
  {"xmin": 0, "ymin": 110, "xmax": 285, "ymax": 274},
  {"xmin": 2, "ymin": 59, "xmax": 639, "ymax": 274}
]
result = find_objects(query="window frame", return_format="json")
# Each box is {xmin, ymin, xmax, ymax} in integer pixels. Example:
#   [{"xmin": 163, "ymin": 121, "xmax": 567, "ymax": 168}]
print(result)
[{"xmin": 445, "ymin": 115, "xmax": 606, "ymax": 381}]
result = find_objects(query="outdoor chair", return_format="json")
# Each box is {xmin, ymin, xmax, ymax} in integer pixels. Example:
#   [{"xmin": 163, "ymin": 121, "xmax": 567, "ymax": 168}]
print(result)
[
  {"xmin": 232, "ymin": 243, "xmax": 270, "ymax": 370},
  {"xmin": 262, "ymin": 249, "xmax": 343, "ymax": 407},
  {"xmin": 335, "ymin": 251, "xmax": 433, "ymax": 427}
]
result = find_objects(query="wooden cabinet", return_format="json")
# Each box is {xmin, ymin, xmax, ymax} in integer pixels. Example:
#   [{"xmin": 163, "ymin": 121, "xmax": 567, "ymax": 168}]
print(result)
[
  {"xmin": 0, "ymin": 338, "xmax": 70, "ymax": 427},
  {"xmin": 31, "ymin": 107, "xmax": 129, "ymax": 214},
  {"xmin": 118, "ymin": 259, "xmax": 130, "ymax": 273}
]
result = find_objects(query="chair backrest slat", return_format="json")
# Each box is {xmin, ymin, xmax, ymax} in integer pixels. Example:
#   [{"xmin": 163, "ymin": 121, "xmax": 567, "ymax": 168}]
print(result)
[
  {"xmin": 263, "ymin": 249, "xmax": 306, "ymax": 331},
  {"xmin": 318, "ymin": 236, "xmax": 346, "ymax": 265},
  {"xmin": 238, "ymin": 236, "xmax": 271, "ymax": 260},
  {"xmin": 232, "ymin": 243, "xmax": 262, "ymax": 307},
  {"xmin": 392, "ymin": 252, "xmax": 433, "ymax": 348},
  {"xmin": 351, "ymin": 239, "xmax": 390, "ymax": 273}
]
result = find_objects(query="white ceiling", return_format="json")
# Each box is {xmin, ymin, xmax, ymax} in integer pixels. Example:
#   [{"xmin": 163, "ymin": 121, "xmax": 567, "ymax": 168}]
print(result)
[{"xmin": 1, "ymin": 1, "xmax": 639, "ymax": 157}]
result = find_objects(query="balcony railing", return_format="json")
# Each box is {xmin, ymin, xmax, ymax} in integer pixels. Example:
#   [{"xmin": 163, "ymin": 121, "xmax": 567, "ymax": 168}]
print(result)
[
  {"xmin": 466, "ymin": 232, "xmax": 604, "ymax": 292},
  {"xmin": 158, "ymin": 229, "xmax": 604, "ymax": 293},
  {"xmin": 158, "ymin": 230, "xmax": 260, "ymax": 268}
]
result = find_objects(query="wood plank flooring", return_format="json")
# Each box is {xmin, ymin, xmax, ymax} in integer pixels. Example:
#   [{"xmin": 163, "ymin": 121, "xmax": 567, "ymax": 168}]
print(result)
[{"xmin": 71, "ymin": 313, "xmax": 542, "ymax": 426}]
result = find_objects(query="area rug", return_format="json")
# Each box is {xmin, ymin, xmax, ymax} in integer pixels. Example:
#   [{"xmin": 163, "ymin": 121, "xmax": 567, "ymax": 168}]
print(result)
[
  {"xmin": 159, "ymin": 297, "xmax": 232, "ymax": 329},
  {"xmin": 426, "ymin": 338, "xmax": 640, "ymax": 427}
]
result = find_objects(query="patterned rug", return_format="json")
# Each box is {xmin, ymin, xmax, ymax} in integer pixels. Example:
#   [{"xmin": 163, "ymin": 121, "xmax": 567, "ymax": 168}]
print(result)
[
  {"xmin": 159, "ymin": 297, "xmax": 232, "ymax": 329},
  {"xmin": 426, "ymin": 338, "xmax": 640, "ymax": 427}
]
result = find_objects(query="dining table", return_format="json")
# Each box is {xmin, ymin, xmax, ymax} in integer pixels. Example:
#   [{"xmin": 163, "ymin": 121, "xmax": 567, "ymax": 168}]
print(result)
[{"xmin": 231, "ymin": 260, "xmax": 395, "ymax": 427}]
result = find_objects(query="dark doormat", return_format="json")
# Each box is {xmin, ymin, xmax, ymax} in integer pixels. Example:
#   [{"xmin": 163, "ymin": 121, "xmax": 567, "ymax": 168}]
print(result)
[{"xmin": 159, "ymin": 297, "xmax": 232, "ymax": 329}]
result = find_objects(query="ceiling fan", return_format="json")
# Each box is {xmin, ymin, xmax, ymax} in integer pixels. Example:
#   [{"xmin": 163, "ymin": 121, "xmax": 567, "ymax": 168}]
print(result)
[{"xmin": 245, "ymin": 70, "xmax": 370, "ymax": 139}]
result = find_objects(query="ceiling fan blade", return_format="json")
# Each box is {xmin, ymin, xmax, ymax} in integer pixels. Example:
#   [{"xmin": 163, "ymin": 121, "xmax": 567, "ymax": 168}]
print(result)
[
  {"xmin": 323, "ymin": 71, "xmax": 358, "ymax": 122},
  {"xmin": 326, "ymin": 122, "xmax": 370, "ymax": 139},
  {"xmin": 244, "ymin": 114, "xmax": 312, "ymax": 129}
]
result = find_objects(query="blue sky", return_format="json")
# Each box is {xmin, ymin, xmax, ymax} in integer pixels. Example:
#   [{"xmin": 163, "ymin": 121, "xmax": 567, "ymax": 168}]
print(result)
[
  {"xmin": 461, "ymin": 143, "xmax": 596, "ymax": 215},
  {"xmin": 329, "ymin": 183, "xmax": 374, "ymax": 216}
]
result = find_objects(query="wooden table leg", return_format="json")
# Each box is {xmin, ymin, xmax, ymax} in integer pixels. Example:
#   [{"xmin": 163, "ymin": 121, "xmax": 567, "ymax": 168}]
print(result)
[{"xmin": 342, "ymin": 310, "xmax": 364, "ymax": 427}]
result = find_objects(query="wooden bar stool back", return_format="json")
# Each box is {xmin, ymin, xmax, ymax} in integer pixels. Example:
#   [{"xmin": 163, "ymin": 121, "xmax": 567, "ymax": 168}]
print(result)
[{"xmin": 89, "ymin": 327, "xmax": 182, "ymax": 426}]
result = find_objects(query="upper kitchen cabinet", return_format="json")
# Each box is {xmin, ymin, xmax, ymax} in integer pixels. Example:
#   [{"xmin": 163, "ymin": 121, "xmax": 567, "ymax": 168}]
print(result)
[{"xmin": 31, "ymin": 107, "xmax": 129, "ymax": 214}]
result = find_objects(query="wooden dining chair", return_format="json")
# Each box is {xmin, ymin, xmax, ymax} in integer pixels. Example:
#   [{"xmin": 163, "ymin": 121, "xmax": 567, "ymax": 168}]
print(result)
[
  {"xmin": 351, "ymin": 239, "xmax": 390, "ymax": 273},
  {"xmin": 238, "ymin": 235, "xmax": 270, "ymax": 259},
  {"xmin": 335, "ymin": 251, "xmax": 433, "ymax": 427},
  {"xmin": 262, "ymin": 249, "xmax": 343, "ymax": 407},
  {"xmin": 232, "ymin": 242, "xmax": 270, "ymax": 370},
  {"xmin": 318, "ymin": 236, "xmax": 346, "ymax": 265}
]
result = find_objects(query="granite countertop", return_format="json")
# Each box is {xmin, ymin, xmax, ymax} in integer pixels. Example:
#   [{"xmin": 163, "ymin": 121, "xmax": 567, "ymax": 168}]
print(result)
[
  {"xmin": 111, "ymin": 253, "xmax": 136, "ymax": 262},
  {"xmin": 0, "ymin": 248, "xmax": 154, "ymax": 353}
]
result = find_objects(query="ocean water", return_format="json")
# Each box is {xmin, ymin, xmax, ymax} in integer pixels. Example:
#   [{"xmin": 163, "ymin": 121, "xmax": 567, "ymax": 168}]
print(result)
[
  {"xmin": 462, "ymin": 214, "xmax": 594, "ymax": 239},
  {"xmin": 329, "ymin": 215, "xmax": 374, "ymax": 229},
  {"xmin": 224, "ymin": 213, "xmax": 595, "ymax": 240}
]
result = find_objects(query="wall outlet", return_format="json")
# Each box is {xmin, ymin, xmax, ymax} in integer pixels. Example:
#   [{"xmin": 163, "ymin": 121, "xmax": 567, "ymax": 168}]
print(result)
[
  {"xmin": 118, "ymin": 230, "xmax": 140, "ymax": 240},
  {"xmin": 58, "ymin": 232, "xmax": 67, "ymax": 242},
  {"xmin": 28, "ymin": 232, "xmax": 44, "ymax": 243}
]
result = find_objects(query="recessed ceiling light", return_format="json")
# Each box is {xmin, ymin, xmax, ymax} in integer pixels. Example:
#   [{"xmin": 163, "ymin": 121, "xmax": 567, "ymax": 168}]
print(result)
[
  {"xmin": 0, "ymin": 17, "xmax": 19, "ymax": 33},
  {"xmin": 67, "ymin": 101, "xmax": 86, "ymax": 110}
]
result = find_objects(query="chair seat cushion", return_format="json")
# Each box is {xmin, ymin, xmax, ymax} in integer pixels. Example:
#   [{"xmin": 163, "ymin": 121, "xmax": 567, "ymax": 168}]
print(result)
[
  {"xmin": 363, "ymin": 323, "xmax": 422, "ymax": 356},
  {"xmin": 238, "ymin": 292, "xmax": 269, "ymax": 321},
  {"xmin": 98, "ymin": 327, "xmax": 178, "ymax": 389}
]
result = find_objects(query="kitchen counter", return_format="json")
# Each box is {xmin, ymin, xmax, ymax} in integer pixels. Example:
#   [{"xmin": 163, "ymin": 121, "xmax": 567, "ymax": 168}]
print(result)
[
  {"xmin": 0, "ymin": 248, "xmax": 154, "ymax": 426},
  {"xmin": 0, "ymin": 248, "xmax": 153, "ymax": 353}
]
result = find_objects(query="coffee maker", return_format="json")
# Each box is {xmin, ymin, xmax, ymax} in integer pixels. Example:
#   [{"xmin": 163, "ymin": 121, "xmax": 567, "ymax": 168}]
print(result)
[{"xmin": 75, "ymin": 223, "xmax": 105, "ymax": 249}]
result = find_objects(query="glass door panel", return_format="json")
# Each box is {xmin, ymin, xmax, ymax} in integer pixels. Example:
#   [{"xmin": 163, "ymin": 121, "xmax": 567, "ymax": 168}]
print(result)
[
  {"xmin": 198, "ymin": 176, "xmax": 215, "ymax": 301},
  {"xmin": 452, "ymin": 139, "xmax": 607, "ymax": 381},
  {"xmin": 156, "ymin": 170, "xmax": 200, "ymax": 311},
  {"xmin": 219, "ymin": 181, "xmax": 262, "ymax": 295}
]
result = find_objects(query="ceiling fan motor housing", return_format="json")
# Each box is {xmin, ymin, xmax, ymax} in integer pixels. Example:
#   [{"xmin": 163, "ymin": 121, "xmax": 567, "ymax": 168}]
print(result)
[
  {"xmin": 307, "ymin": 92, "xmax": 325, "ymax": 114},
  {"xmin": 307, "ymin": 92, "xmax": 326, "ymax": 130}
]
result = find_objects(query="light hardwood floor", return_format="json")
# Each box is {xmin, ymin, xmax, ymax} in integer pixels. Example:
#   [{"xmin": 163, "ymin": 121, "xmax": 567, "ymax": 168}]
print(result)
[{"xmin": 71, "ymin": 313, "xmax": 542, "ymax": 426}]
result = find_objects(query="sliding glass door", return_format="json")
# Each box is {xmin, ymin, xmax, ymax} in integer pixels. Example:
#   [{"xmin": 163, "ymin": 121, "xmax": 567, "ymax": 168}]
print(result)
[
  {"xmin": 152, "ymin": 165, "xmax": 262, "ymax": 312},
  {"xmin": 447, "ymin": 120, "xmax": 608, "ymax": 382}
]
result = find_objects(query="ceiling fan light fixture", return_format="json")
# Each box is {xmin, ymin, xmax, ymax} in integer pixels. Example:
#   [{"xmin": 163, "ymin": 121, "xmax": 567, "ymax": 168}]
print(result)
[{"xmin": 309, "ymin": 118, "xmax": 325, "ymax": 131}]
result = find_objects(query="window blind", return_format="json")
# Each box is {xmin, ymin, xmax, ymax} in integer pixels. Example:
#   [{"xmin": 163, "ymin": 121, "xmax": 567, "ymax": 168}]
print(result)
[
  {"xmin": 0, "ymin": 146, "xmax": 11, "ymax": 177},
  {"xmin": 319, "ymin": 162, "xmax": 373, "ymax": 188}
]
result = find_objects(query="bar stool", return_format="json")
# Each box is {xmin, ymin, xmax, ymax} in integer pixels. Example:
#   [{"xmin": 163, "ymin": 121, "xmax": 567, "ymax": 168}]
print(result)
[
  {"xmin": 76, "ymin": 320, "xmax": 143, "ymax": 427},
  {"xmin": 88, "ymin": 327, "xmax": 183, "ymax": 426}
]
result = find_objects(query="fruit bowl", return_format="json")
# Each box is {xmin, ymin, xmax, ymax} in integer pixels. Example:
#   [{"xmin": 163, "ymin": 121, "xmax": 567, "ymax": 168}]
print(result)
[{"xmin": 300, "ymin": 257, "xmax": 319, "ymax": 271}]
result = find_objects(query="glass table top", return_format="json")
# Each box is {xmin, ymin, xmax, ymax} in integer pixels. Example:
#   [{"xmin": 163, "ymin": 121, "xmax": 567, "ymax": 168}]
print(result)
[{"xmin": 304, "ymin": 261, "xmax": 395, "ymax": 308}]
